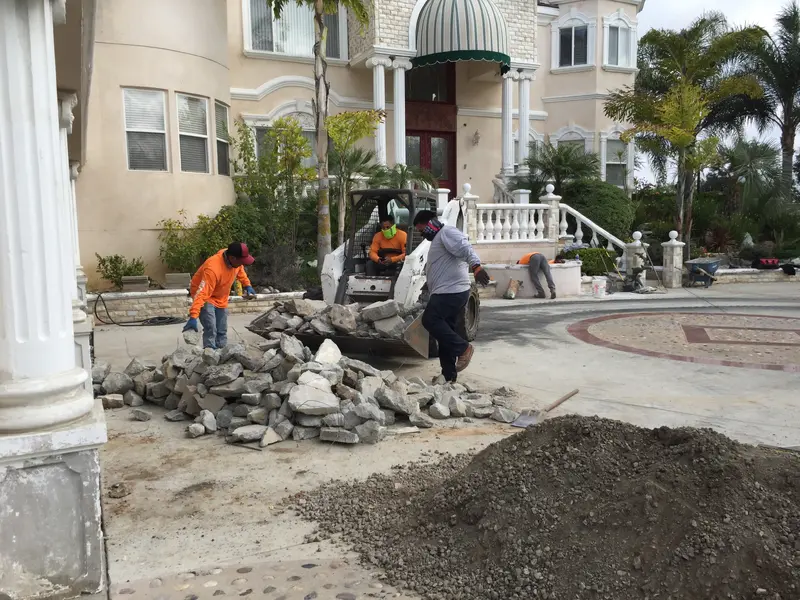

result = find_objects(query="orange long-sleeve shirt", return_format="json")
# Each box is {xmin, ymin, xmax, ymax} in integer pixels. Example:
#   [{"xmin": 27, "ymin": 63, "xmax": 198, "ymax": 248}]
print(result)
[
  {"xmin": 369, "ymin": 229, "xmax": 408, "ymax": 264},
  {"xmin": 518, "ymin": 252, "xmax": 556, "ymax": 265},
  {"xmin": 189, "ymin": 250, "xmax": 252, "ymax": 318}
]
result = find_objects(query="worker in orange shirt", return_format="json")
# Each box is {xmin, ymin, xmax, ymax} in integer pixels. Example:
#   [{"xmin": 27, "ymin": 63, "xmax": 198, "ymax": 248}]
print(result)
[
  {"xmin": 183, "ymin": 242, "xmax": 256, "ymax": 349},
  {"xmin": 518, "ymin": 252, "xmax": 564, "ymax": 299},
  {"xmin": 367, "ymin": 216, "xmax": 408, "ymax": 276}
]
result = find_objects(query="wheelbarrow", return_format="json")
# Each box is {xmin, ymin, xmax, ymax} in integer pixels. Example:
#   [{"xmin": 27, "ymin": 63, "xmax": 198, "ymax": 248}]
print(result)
[{"xmin": 685, "ymin": 257, "xmax": 722, "ymax": 288}]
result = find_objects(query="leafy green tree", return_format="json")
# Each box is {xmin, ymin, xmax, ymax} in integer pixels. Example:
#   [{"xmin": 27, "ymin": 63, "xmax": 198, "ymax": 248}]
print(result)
[
  {"xmin": 326, "ymin": 109, "xmax": 384, "ymax": 246},
  {"xmin": 731, "ymin": 2, "xmax": 800, "ymax": 196},
  {"xmin": 714, "ymin": 139, "xmax": 781, "ymax": 215},
  {"xmin": 512, "ymin": 140, "xmax": 600, "ymax": 196},
  {"xmin": 368, "ymin": 163, "xmax": 438, "ymax": 189},
  {"xmin": 262, "ymin": 0, "xmax": 370, "ymax": 269}
]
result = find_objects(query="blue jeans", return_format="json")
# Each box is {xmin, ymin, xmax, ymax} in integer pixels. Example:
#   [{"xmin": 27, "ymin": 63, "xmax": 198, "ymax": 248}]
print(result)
[{"xmin": 199, "ymin": 303, "xmax": 228, "ymax": 349}]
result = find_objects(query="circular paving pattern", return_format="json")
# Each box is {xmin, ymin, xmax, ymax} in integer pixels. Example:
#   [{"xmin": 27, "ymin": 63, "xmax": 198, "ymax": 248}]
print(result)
[{"xmin": 568, "ymin": 312, "xmax": 800, "ymax": 372}]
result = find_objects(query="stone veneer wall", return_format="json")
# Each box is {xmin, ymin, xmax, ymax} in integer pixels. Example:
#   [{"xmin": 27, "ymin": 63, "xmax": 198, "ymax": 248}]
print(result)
[
  {"xmin": 349, "ymin": 9, "xmax": 376, "ymax": 57},
  {"xmin": 712, "ymin": 269, "xmax": 800, "ymax": 285},
  {"xmin": 86, "ymin": 290, "xmax": 305, "ymax": 324}
]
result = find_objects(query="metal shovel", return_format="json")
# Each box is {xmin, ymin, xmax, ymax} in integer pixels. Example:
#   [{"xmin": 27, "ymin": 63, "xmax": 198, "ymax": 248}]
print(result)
[{"xmin": 511, "ymin": 388, "xmax": 579, "ymax": 428}]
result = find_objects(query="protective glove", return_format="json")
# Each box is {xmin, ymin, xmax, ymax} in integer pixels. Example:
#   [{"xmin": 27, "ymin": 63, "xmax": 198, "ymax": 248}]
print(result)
[
  {"xmin": 244, "ymin": 286, "xmax": 256, "ymax": 299},
  {"xmin": 473, "ymin": 265, "xmax": 491, "ymax": 287},
  {"xmin": 183, "ymin": 317, "xmax": 199, "ymax": 332}
]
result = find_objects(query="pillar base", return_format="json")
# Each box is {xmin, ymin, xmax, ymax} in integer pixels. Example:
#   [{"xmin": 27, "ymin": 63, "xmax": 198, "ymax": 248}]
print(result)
[{"xmin": 0, "ymin": 399, "xmax": 107, "ymax": 600}]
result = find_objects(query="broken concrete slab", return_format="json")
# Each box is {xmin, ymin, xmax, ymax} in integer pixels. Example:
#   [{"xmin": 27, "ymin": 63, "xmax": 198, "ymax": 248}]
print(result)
[
  {"xmin": 296, "ymin": 414, "xmax": 324, "ymax": 427},
  {"xmin": 340, "ymin": 357, "xmax": 380, "ymax": 378},
  {"xmin": 322, "ymin": 413, "xmax": 346, "ymax": 428},
  {"xmin": 314, "ymin": 339, "xmax": 343, "ymax": 365},
  {"xmin": 103, "ymin": 372, "xmax": 134, "ymax": 395},
  {"xmin": 357, "ymin": 376, "xmax": 384, "ymax": 399},
  {"xmin": 289, "ymin": 298, "xmax": 327, "ymax": 317},
  {"xmin": 355, "ymin": 421, "xmax": 387, "ymax": 444},
  {"xmin": 165, "ymin": 409, "xmax": 187, "ymax": 422},
  {"xmin": 123, "ymin": 390, "xmax": 144, "ymax": 407},
  {"xmin": 429, "ymin": 402, "xmax": 451, "ymax": 419},
  {"xmin": 320, "ymin": 427, "xmax": 359, "ymax": 444},
  {"xmin": 123, "ymin": 357, "xmax": 147, "ymax": 378},
  {"xmin": 280, "ymin": 334, "xmax": 306, "ymax": 363},
  {"xmin": 329, "ymin": 304, "xmax": 358, "ymax": 333},
  {"xmin": 196, "ymin": 393, "xmax": 226, "ymax": 415},
  {"xmin": 204, "ymin": 363, "xmax": 243, "ymax": 387},
  {"xmin": 491, "ymin": 407, "xmax": 519, "ymax": 423},
  {"xmin": 361, "ymin": 300, "xmax": 399, "ymax": 322},
  {"xmin": 287, "ymin": 385, "xmax": 340, "ymax": 415},
  {"xmin": 101, "ymin": 394, "xmax": 125, "ymax": 409},
  {"xmin": 291, "ymin": 425, "xmax": 320, "ymax": 441},
  {"xmin": 209, "ymin": 378, "xmax": 247, "ymax": 398},
  {"xmin": 92, "ymin": 361, "xmax": 111, "ymax": 384},
  {"xmin": 408, "ymin": 411, "xmax": 434, "ymax": 429},
  {"xmin": 374, "ymin": 315, "xmax": 405, "ymax": 339},
  {"xmin": 130, "ymin": 408, "xmax": 152, "ymax": 421},
  {"xmin": 247, "ymin": 408, "xmax": 268, "ymax": 425},
  {"xmin": 260, "ymin": 427, "xmax": 282, "ymax": 447},
  {"xmin": 274, "ymin": 419, "xmax": 294, "ymax": 440},
  {"xmin": 197, "ymin": 409, "xmax": 218, "ymax": 432},
  {"xmin": 354, "ymin": 402, "xmax": 386, "ymax": 425},
  {"xmin": 186, "ymin": 423, "xmax": 205, "ymax": 438},
  {"xmin": 229, "ymin": 424, "xmax": 268, "ymax": 443},
  {"xmin": 310, "ymin": 317, "xmax": 335, "ymax": 336},
  {"xmin": 375, "ymin": 387, "xmax": 416, "ymax": 416}
]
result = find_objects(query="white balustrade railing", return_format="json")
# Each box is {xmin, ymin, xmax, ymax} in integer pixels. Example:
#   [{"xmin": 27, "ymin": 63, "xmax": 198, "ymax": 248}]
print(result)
[
  {"xmin": 492, "ymin": 178, "xmax": 515, "ymax": 204},
  {"xmin": 559, "ymin": 203, "xmax": 625, "ymax": 251},
  {"xmin": 475, "ymin": 203, "xmax": 549, "ymax": 242}
]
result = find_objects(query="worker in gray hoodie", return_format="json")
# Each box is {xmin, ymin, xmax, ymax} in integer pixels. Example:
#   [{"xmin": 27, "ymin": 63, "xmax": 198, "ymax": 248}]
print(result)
[{"xmin": 413, "ymin": 210, "xmax": 491, "ymax": 383}]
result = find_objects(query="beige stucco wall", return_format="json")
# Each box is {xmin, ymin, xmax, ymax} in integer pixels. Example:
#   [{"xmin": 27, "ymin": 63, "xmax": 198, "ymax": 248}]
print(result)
[{"xmin": 77, "ymin": 0, "xmax": 233, "ymax": 288}]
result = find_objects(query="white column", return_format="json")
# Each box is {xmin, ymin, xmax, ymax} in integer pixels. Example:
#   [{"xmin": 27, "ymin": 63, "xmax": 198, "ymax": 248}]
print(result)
[
  {"xmin": 392, "ymin": 58, "xmax": 412, "ymax": 166},
  {"xmin": 500, "ymin": 71, "xmax": 516, "ymax": 178},
  {"xmin": 626, "ymin": 140, "xmax": 635, "ymax": 190},
  {"xmin": 662, "ymin": 231, "xmax": 685, "ymax": 288},
  {"xmin": 599, "ymin": 132, "xmax": 608, "ymax": 181},
  {"xmin": 58, "ymin": 93, "xmax": 79, "ymax": 304},
  {"xmin": 367, "ymin": 56, "xmax": 392, "ymax": 165},
  {"xmin": 0, "ymin": 0, "xmax": 93, "ymax": 432},
  {"xmin": 70, "ymin": 162, "xmax": 88, "ymax": 304},
  {"xmin": 517, "ymin": 71, "xmax": 533, "ymax": 175}
]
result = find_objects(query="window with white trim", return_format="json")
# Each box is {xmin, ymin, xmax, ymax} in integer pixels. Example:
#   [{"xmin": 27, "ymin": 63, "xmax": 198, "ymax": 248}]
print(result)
[
  {"xmin": 605, "ymin": 139, "xmax": 627, "ymax": 186},
  {"xmin": 215, "ymin": 102, "xmax": 230, "ymax": 176},
  {"xmin": 559, "ymin": 139, "xmax": 587, "ymax": 154},
  {"xmin": 123, "ymin": 88, "xmax": 168, "ymax": 171},
  {"xmin": 559, "ymin": 25, "xmax": 588, "ymax": 67},
  {"xmin": 248, "ymin": 0, "xmax": 345, "ymax": 59},
  {"xmin": 603, "ymin": 11, "xmax": 637, "ymax": 70},
  {"xmin": 177, "ymin": 94, "xmax": 209, "ymax": 173}
]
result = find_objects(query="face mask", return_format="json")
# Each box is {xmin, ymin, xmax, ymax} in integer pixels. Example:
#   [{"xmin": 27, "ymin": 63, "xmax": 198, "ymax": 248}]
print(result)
[
  {"xmin": 382, "ymin": 225, "xmax": 397, "ymax": 239},
  {"xmin": 422, "ymin": 219, "xmax": 443, "ymax": 241}
]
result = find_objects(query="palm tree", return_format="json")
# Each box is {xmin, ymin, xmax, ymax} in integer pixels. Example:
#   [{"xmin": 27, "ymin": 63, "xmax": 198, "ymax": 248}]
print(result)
[
  {"xmin": 263, "ymin": 0, "xmax": 370, "ymax": 269},
  {"xmin": 605, "ymin": 12, "xmax": 764, "ymax": 242},
  {"xmin": 732, "ymin": 2, "xmax": 800, "ymax": 196},
  {"xmin": 368, "ymin": 164, "xmax": 438, "ymax": 190},
  {"xmin": 715, "ymin": 139, "xmax": 781, "ymax": 215},
  {"xmin": 329, "ymin": 146, "xmax": 382, "ymax": 246},
  {"xmin": 512, "ymin": 140, "xmax": 600, "ymax": 195}
]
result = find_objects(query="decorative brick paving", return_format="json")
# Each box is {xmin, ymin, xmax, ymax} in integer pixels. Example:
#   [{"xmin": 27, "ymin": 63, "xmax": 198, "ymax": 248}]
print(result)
[{"xmin": 568, "ymin": 313, "xmax": 800, "ymax": 372}]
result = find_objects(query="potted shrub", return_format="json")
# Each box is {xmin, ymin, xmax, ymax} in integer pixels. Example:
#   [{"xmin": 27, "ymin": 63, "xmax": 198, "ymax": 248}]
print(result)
[
  {"xmin": 158, "ymin": 211, "xmax": 199, "ymax": 289},
  {"xmin": 95, "ymin": 253, "xmax": 147, "ymax": 292}
]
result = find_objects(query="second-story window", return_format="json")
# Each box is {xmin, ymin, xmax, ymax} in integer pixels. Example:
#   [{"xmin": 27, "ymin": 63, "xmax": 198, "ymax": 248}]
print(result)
[
  {"xmin": 559, "ymin": 25, "xmax": 588, "ymax": 67},
  {"xmin": 249, "ymin": 0, "xmax": 343, "ymax": 59}
]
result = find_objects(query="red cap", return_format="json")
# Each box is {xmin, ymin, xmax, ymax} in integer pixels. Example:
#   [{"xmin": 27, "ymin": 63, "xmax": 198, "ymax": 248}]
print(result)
[{"xmin": 227, "ymin": 242, "xmax": 255, "ymax": 265}]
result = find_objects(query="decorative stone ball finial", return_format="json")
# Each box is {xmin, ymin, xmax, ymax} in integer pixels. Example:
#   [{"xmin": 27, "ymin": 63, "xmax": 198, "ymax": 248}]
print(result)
[
  {"xmin": 545, "ymin": 184, "xmax": 555, "ymax": 194},
  {"xmin": 462, "ymin": 183, "xmax": 471, "ymax": 195},
  {"xmin": 632, "ymin": 231, "xmax": 642, "ymax": 241},
  {"xmin": 668, "ymin": 230, "xmax": 678, "ymax": 241}
]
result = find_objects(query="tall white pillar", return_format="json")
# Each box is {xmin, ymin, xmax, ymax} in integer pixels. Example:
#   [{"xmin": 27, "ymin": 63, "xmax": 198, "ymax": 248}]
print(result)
[
  {"xmin": 58, "ymin": 92, "xmax": 79, "ymax": 303},
  {"xmin": 517, "ymin": 70, "xmax": 533, "ymax": 175},
  {"xmin": 500, "ymin": 71, "xmax": 516, "ymax": 178},
  {"xmin": 392, "ymin": 58, "xmax": 412, "ymax": 165},
  {"xmin": 367, "ymin": 56, "xmax": 392, "ymax": 165},
  {"xmin": 599, "ymin": 132, "xmax": 608, "ymax": 181},
  {"xmin": 0, "ymin": 0, "xmax": 93, "ymax": 432},
  {"xmin": 70, "ymin": 162, "xmax": 88, "ymax": 304}
]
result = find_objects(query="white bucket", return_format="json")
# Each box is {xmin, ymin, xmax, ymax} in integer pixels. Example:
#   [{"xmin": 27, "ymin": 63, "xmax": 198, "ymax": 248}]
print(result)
[{"xmin": 591, "ymin": 277, "xmax": 607, "ymax": 298}]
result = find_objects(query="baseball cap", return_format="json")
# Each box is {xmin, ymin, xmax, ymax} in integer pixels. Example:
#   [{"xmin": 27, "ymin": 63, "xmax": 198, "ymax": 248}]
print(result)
[{"xmin": 227, "ymin": 242, "xmax": 255, "ymax": 265}]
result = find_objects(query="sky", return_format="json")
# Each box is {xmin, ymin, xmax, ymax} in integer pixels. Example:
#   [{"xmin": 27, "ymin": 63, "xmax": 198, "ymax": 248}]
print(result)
[{"xmin": 633, "ymin": 0, "xmax": 788, "ymax": 182}]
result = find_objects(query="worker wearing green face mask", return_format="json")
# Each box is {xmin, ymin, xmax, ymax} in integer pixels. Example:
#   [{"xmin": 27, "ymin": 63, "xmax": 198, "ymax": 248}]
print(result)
[{"xmin": 367, "ymin": 216, "xmax": 408, "ymax": 276}]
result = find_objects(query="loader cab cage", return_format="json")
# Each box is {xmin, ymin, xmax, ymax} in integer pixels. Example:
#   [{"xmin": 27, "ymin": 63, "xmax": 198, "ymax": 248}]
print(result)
[{"xmin": 345, "ymin": 189, "xmax": 437, "ymax": 270}]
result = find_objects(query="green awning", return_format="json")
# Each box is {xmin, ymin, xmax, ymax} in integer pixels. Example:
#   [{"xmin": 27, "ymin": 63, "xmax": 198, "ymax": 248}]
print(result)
[{"xmin": 413, "ymin": 0, "xmax": 511, "ymax": 70}]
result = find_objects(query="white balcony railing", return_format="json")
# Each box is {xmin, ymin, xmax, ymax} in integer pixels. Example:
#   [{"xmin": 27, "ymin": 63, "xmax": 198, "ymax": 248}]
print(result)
[{"xmin": 475, "ymin": 203, "xmax": 550, "ymax": 242}]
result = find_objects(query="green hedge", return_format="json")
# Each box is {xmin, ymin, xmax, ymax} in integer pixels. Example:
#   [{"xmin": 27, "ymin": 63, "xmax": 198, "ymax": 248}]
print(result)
[
  {"xmin": 564, "ymin": 248, "xmax": 616, "ymax": 276},
  {"xmin": 562, "ymin": 179, "xmax": 635, "ymax": 240}
]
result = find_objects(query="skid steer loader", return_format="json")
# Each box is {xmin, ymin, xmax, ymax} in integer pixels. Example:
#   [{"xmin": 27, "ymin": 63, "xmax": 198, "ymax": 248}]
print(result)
[{"xmin": 252, "ymin": 188, "xmax": 480, "ymax": 358}]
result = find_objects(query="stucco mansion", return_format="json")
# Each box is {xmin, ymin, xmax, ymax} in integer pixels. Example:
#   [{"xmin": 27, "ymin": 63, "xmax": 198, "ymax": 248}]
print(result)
[{"xmin": 77, "ymin": 0, "xmax": 644, "ymax": 285}]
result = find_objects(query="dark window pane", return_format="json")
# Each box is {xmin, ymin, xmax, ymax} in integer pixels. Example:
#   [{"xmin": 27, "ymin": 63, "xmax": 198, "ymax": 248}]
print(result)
[
  {"xmin": 250, "ymin": 0, "xmax": 274, "ymax": 51},
  {"xmin": 559, "ymin": 28, "xmax": 573, "ymax": 67},
  {"xmin": 217, "ymin": 141, "xmax": 230, "ymax": 176},
  {"xmin": 608, "ymin": 26, "xmax": 619, "ymax": 66},
  {"xmin": 574, "ymin": 26, "xmax": 588, "ymax": 65},
  {"xmin": 606, "ymin": 163, "xmax": 626, "ymax": 187},
  {"xmin": 127, "ymin": 132, "xmax": 167, "ymax": 171},
  {"xmin": 324, "ymin": 13, "xmax": 340, "ymax": 58},
  {"xmin": 180, "ymin": 136, "xmax": 208, "ymax": 173},
  {"xmin": 431, "ymin": 137, "xmax": 450, "ymax": 179},
  {"xmin": 406, "ymin": 64, "xmax": 452, "ymax": 103},
  {"xmin": 406, "ymin": 136, "xmax": 421, "ymax": 167}
]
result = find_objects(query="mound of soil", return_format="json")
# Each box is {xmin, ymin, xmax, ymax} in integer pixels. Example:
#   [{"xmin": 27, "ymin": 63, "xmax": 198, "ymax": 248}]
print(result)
[{"xmin": 292, "ymin": 416, "xmax": 800, "ymax": 600}]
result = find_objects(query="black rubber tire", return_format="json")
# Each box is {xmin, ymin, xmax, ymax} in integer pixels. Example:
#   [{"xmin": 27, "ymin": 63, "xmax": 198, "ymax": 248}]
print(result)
[{"xmin": 456, "ymin": 284, "xmax": 481, "ymax": 342}]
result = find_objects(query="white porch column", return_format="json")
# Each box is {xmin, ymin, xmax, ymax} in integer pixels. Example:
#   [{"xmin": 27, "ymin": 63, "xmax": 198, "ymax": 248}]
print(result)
[
  {"xmin": 599, "ymin": 132, "xmax": 608, "ymax": 181},
  {"xmin": 517, "ymin": 70, "xmax": 534, "ymax": 175},
  {"xmin": 626, "ymin": 140, "xmax": 635, "ymax": 190},
  {"xmin": 392, "ymin": 58, "xmax": 412, "ymax": 165},
  {"xmin": 0, "ymin": 0, "xmax": 93, "ymax": 432},
  {"xmin": 70, "ymin": 162, "xmax": 88, "ymax": 304},
  {"xmin": 58, "ymin": 93, "xmax": 79, "ymax": 304},
  {"xmin": 367, "ymin": 56, "xmax": 392, "ymax": 165},
  {"xmin": 500, "ymin": 71, "xmax": 516, "ymax": 178}
]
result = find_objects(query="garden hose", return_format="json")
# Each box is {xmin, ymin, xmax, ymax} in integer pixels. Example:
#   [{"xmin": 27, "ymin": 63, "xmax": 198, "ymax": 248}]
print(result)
[{"xmin": 92, "ymin": 292, "xmax": 186, "ymax": 327}]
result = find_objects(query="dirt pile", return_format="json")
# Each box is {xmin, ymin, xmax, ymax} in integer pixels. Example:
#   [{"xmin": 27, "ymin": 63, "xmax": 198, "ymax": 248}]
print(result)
[{"xmin": 292, "ymin": 415, "xmax": 800, "ymax": 600}]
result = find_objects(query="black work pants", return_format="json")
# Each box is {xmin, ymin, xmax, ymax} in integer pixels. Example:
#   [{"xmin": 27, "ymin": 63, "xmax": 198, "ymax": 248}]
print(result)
[
  {"xmin": 366, "ymin": 260, "xmax": 398, "ymax": 276},
  {"xmin": 422, "ymin": 291, "xmax": 470, "ymax": 382}
]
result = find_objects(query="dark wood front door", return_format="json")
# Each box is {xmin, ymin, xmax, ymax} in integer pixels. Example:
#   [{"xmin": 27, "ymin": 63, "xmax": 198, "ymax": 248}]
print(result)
[{"xmin": 405, "ymin": 131, "xmax": 456, "ymax": 194}]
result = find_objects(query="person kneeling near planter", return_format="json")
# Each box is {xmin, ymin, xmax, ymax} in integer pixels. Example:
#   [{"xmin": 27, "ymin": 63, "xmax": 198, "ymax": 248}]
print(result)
[
  {"xmin": 183, "ymin": 242, "xmax": 256, "ymax": 349},
  {"xmin": 518, "ymin": 252, "xmax": 564, "ymax": 299}
]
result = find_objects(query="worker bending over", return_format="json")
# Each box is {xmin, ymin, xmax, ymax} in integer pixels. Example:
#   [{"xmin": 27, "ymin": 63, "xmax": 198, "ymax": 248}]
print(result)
[
  {"xmin": 183, "ymin": 242, "xmax": 256, "ymax": 349},
  {"xmin": 367, "ymin": 216, "xmax": 407, "ymax": 276},
  {"xmin": 518, "ymin": 252, "xmax": 564, "ymax": 299},
  {"xmin": 413, "ymin": 210, "xmax": 490, "ymax": 383}
]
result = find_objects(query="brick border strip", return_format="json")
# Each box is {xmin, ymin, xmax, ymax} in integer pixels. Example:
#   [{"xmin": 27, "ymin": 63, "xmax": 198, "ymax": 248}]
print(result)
[{"xmin": 567, "ymin": 312, "xmax": 800, "ymax": 373}]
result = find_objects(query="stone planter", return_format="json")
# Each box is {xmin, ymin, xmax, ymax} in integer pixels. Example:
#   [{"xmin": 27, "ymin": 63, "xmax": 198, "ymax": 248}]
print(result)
[
  {"xmin": 164, "ymin": 272, "xmax": 191, "ymax": 290},
  {"xmin": 121, "ymin": 275, "xmax": 149, "ymax": 292}
]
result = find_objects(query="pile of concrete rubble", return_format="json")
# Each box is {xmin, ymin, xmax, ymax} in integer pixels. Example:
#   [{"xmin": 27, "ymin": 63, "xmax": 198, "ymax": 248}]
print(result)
[
  {"xmin": 93, "ymin": 333, "xmax": 519, "ymax": 447},
  {"xmin": 247, "ymin": 298, "xmax": 426, "ymax": 340}
]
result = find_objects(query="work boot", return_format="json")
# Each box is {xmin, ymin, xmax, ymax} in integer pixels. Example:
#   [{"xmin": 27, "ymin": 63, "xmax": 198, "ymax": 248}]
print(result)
[
  {"xmin": 550, "ymin": 291, "xmax": 557, "ymax": 299},
  {"xmin": 535, "ymin": 292, "xmax": 546, "ymax": 299},
  {"xmin": 456, "ymin": 344, "xmax": 474, "ymax": 372}
]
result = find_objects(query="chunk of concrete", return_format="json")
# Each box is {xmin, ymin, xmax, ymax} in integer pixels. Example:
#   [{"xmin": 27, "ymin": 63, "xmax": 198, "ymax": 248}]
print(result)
[
  {"xmin": 491, "ymin": 407, "xmax": 520, "ymax": 423},
  {"xmin": 408, "ymin": 410, "xmax": 434, "ymax": 429},
  {"xmin": 296, "ymin": 414, "xmax": 324, "ymax": 427},
  {"xmin": 239, "ymin": 392, "xmax": 261, "ymax": 406},
  {"xmin": 229, "ymin": 424, "xmax": 268, "ymax": 443},
  {"xmin": 287, "ymin": 385, "xmax": 340, "ymax": 415},
  {"xmin": 375, "ymin": 387, "xmax": 416, "ymax": 415},
  {"xmin": 449, "ymin": 396, "xmax": 468, "ymax": 418},
  {"xmin": 204, "ymin": 363, "xmax": 243, "ymax": 387},
  {"xmin": 297, "ymin": 371, "xmax": 333, "ymax": 393},
  {"xmin": 357, "ymin": 376, "xmax": 384, "ymax": 400},
  {"xmin": 314, "ymin": 339, "xmax": 343, "ymax": 365},
  {"xmin": 355, "ymin": 421, "xmax": 387, "ymax": 444},
  {"xmin": 288, "ymin": 298, "xmax": 327, "ymax": 317},
  {"xmin": 101, "ymin": 394, "xmax": 124, "ymax": 409},
  {"xmin": 319, "ymin": 427, "xmax": 359, "ymax": 444},
  {"xmin": 280, "ymin": 334, "xmax": 306, "ymax": 363},
  {"xmin": 165, "ymin": 409, "xmax": 187, "ymax": 422},
  {"xmin": 123, "ymin": 357, "xmax": 147, "ymax": 378},
  {"xmin": 381, "ymin": 409, "xmax": 396, "ymax": 425},
  {"xmin": 310, "ymin": 317, "xmax": 335, "ymax": 336},
  {"xmin": 247, "ymin": 407, "xmax": 268, "ymax": 425},
  {"xmin": 92, "ymin": 361, "xmax": 111, "ymax": 384},
  {"xmin": 197, "ymin": 409, "xmax": 218, "ymax": 432},
  {"xmin": 354, "ymin": 402, "xmax": 386, "ymax": 425},
  {"xmin": 322, "ymin": 413, "xmax": 345, "ymax": 427},
  {"xmin": 202, "ymin": 347, "xmax": 221, "ymax": 366},
  {"xmin": 123, "ymin": 390, "xmax": 144, "ymax": 407},
  {"xmin": 361, "ymin": 300, "xmax": 399, "ymax": 322},
  {"xmin": 373, "ymin": 315, "xmax": 406, "ymax": 339},
  {"xmin": 130, "ymin": 408, "xmax": 151, "ymax": 421},
  {"xmin": 232, "ymin": 347, "xmax": 266, "ymax": 372},
  {"xmin": 274, "ymin": 419, "xmax": 294, "ymax": 440},
  {"xmin": 260, "ymin": 427, "xmax": 282, "ymax": 447},
  {"xmin": 186, "ymin": 423, "xmax": 206, "ymax": 438},
  {"xmin": 340, "ymin": 357, "xmax": 380, "ymax": 377},
  {"xmin": 429, "ymin": 402, "xmax": 450, "ymax": 419},
  {"xmin": 196, "ymin": 393, "xmax": 226, "ymax": 415},
  {"xmin": 243, "ymin": 374, "xmax": 273, "ymax": 394},
  {"xmin": 329, "ymin": 304, "xmax": 358, "ymax": 333},
  {"xmin": 261, "ymin": 392, "xmax": 283, "ymax": 411},
  {"xmin": 409, "ymin": 392, "xmax": 434, "ymax": 408},
  {"xmin": 209, "ymin": 378, "xmax": 247, "ymax": 398},
  {"xmin": 102, "ymin": 372, "xmax": 134, "ymax": 395},
  {"xmin": 216, "ymin": 408, "xmax": 234, "ymax": 429},
  {"xmin": 292, "ymin": 426, "xmax": 320, "ymax": 441},
  {"xmin": 133, "ymin": 370, "xmax": 154, "ymax": 397}
]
